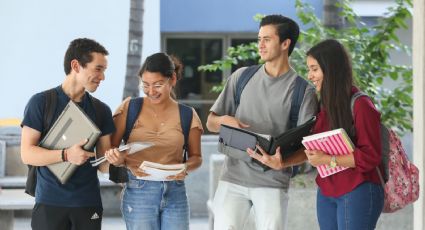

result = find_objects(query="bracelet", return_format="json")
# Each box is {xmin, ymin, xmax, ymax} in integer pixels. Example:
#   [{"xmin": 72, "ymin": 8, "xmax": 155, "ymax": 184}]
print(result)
[
  {"xmin": 329, "ymin": 156, "xmax": 337, "ymax": 169},
  {"xmin": 61, "ymin": 148, "xmax": 67, "ymax": 162}
]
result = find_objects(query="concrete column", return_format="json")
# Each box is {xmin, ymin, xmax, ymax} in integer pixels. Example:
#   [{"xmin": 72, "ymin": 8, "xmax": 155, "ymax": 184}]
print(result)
[{"xmin": 413, "ymin": 0, "xmax": 425, "ymax": 229}]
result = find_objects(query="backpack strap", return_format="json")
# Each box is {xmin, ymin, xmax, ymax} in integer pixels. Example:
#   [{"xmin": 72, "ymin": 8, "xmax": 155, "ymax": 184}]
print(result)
[
  {"xmin": 109, "ymin": 99, "xmax": 193, "ymax": 183},
  {"xmin": 41, "ymin": 88, "xmax": 57, "ymax": 138},
  {"xmin": 235, "ymin": 66, "xmax": 307, "ymax": 129},
  {"xmin": 26, "ymin": 88, "xmax": 57, "ymax": 197},
  {"xmin": 289, "ymin": 77, "xmax": 308, "ymax": 129},
  {"xmin": 288, "ymin": 77, "xmax": 308, "ymax": 177},
  {"xmin": 88, "ymin": 94, "xmax": 105, "ymax": 130},
  {"xmin": 109, "ymin": 97, "xmax": 143, "ymax": 184},
  {"xmin": 349, "ymin": 91, "xmax": 368, "ymax": 138},
  {"xmin": 178, "ymin": 103, "xmax": 193, "ymax": 162},
  {"xmin": 122, "ymin": 98, "xmax": 193, "ymax": 159},
  {"xmin": 123, "ymin": 97, "xmax": 143, "ymax": 143},
  {"xmin": 235, "ymin": 65, "xmax": 262, "ymax": 108},
  {"xmin": 350, "ymin": 91, "xmax": 389, "ymax": 182},
  {"xmin": 350, "ymin": 91, "xmax": 368, "ymax": 116},
  {"xmin": 235, "ymin": 69, "xmax": 308, "ymax": 175}
]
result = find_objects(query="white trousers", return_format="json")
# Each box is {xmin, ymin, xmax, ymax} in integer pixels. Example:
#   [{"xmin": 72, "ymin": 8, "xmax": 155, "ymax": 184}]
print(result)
[{"xmin": 212, "ymin": 181, "xmax": 289, "ymax": 230}]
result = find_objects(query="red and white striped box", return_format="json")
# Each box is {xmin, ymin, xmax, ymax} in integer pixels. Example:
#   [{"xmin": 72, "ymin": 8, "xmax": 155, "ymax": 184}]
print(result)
[{"xmin": 302, "ymin": 128, "xmax": 354, "ymax": 178}]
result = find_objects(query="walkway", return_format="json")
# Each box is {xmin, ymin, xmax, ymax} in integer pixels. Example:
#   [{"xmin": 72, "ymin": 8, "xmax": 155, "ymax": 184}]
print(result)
[{"xmin": 14, "ymin": 217, "xmax": 209, "ymax": 230}]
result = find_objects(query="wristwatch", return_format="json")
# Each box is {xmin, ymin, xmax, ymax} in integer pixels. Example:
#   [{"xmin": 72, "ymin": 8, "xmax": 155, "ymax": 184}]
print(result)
[{"xmin": 329, "ymin": 156, "xmax": 337, "ymax": 169}]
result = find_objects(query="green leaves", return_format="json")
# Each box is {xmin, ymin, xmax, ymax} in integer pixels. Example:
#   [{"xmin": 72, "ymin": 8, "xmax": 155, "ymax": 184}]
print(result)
[
  {"xmin": 198, "ymin": 0, "xmax": 413, "ymax": 134},
  {"xmin": 197, "ymin": 42, "xmax": 259, "ymax": 72}
]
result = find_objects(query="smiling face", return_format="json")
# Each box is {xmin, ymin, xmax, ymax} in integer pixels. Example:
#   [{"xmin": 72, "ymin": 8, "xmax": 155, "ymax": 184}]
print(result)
[
  {"xmin": 141, "ymin": 71, "xmax": 176, "ymax": 104},
  {"xmin": 258, "ymin": 25, "xmax": 287, "ymax": 62},
  {"xmin": 75, "ymin": 52, "xmax": 108, "ymax": 93},
  {"xmin": 307, "ymin": 55, "xmax": 324, "ymax": 92}
]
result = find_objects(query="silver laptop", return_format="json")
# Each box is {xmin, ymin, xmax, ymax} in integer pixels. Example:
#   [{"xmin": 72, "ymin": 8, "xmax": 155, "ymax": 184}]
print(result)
[{"xmin": 40, "ymin": 100, "xmax": 101, "ymax": 184}]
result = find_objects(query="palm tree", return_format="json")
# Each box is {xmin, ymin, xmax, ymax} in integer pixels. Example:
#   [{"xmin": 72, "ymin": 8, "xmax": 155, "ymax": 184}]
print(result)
[
  {"xmin": 122, "ymin": 0, "xmax": 145, "ymax": 99},
  {"xmin": 323, "ymin": 0, "xmax": 345, "ymax": 29}
]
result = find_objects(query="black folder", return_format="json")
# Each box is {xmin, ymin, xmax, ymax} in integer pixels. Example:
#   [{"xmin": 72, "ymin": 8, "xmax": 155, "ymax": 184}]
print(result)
[{"xmin": 218, "ymin": 116, "xmax": 316, "ymax": 170}]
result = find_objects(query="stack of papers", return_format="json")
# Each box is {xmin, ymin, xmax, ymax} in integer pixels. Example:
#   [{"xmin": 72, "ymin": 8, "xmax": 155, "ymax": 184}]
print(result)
[
  {"xmin": 138, "ymin": 161, "xmax": 185, "ymax": 181},
  {"xmin": 302, "ymin": 128, "xmax": 354, "ymax": 178},
  {"xmin": 120, "ymin": 142, "xmax": 154, "ymax": 155},
  {"xmin": 90, "ymin": 142, "xmax": 154, "ymax": 167}
]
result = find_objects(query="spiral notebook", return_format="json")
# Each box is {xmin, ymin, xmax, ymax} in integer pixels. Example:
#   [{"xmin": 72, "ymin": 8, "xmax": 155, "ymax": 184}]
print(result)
[
  {"xmin": 40, "ymin": 100, "xmax": 101, "ymax": 184},
  {"xmin": 302, "ymin": 128, "xmax": 354, "ymax": 178}
]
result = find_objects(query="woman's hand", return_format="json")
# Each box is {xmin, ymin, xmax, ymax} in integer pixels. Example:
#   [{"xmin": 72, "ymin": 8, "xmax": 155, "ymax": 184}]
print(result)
[
  {"xmin": 166, "ymin": 166, "xmax": 188, "ymax": 181},
  {"xmin": 247, "ymin": 146, "xmax": 286, "ymax": 170},
  {"xmin": 105, "ymin": 148, "xmax": 127, "ymax": 166},
  {"xmin": 304, "ymin": 149, "xmax": 330, "ymax": 167},
  {"xmin": 130, "ymin": 167, "xmax": 151, "ymax": 178}
]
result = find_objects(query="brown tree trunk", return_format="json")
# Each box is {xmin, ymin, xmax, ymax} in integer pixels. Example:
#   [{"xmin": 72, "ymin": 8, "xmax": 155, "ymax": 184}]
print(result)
[
  {"xmin": 122, "ymin": 0, "xmax": 144, "ymax": 99},
  {"xmin": 323, "ymin": 0, "xmax": 345, "ymax": 29}
]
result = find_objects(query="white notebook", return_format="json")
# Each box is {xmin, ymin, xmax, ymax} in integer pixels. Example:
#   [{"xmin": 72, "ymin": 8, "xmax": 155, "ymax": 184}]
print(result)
[
  {"xmin": 40, "ymin": 100, "xmax": 101, "ymax": 184},
  {"xmin": 138, "ymin": 161, "xmax": 185, "ymax": 181}
]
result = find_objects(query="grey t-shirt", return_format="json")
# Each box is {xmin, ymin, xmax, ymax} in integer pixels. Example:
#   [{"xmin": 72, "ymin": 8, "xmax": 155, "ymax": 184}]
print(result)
[{"xmin": 210, "ymin": 65, "xmax": 318, "ymax": 189}]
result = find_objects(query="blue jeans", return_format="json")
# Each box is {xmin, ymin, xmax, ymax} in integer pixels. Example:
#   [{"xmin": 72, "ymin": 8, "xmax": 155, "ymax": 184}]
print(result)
[
  {"xmin": 121, "ymin": 173, "xmax": 189, "ymax": 230},
  {"xmin": 317, "ymin": 182, "xmax": 384, "ymax": 230}
]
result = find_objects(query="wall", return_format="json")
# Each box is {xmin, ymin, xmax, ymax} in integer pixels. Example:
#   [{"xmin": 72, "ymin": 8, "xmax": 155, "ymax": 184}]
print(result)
[
  {"xmin": 160, "ymin": 0, "xmax": 323, "ymax": 32},
  {"xmin": 0, "ymin": 0, "xmax": 160, "ymax": 119}
]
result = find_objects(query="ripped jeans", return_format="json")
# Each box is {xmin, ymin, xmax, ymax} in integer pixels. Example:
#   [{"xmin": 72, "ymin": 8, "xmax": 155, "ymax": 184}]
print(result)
[{"xmin": 121, "ymin": 172, "xmax": 189, "ymax": 230}]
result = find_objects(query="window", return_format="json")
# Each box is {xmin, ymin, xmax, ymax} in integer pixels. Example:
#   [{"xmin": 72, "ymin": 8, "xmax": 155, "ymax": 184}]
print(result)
[{"xmin": 164, "ymin": 35, "xmax": 256, "ymax": 132}]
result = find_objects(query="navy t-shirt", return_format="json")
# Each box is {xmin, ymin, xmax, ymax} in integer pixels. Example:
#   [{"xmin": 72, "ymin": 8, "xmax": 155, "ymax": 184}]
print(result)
[{"xmin": 21, "ymin": 85, "xmax": 115, "ymax": 207}]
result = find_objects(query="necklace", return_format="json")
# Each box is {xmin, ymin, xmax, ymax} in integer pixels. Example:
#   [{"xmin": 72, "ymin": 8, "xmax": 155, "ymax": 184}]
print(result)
[
  {"xmin": 150, "ymin": 106, "xmax": 166, "ymax": 126},
  {"xmin": 148, "ymin": 100, "xmax": 175, "ymax": 127}
]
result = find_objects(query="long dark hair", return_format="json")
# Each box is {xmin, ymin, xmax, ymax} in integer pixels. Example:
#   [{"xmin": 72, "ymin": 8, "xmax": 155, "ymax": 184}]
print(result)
[{"xmin": 307, "ymin": 39, "xmax": 353, "ymax": 132}]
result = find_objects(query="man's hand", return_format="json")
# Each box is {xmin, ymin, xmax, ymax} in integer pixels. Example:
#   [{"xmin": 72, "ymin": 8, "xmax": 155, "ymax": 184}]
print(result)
[
  {"xmin": 219, "ymin": 115, "xmax": 250, "ymax": 129},
  {"xmin": 207, "ymin": 112, "xmax": 249, "ymax": 132},
  {"xmin": 247, "ymin": 146, "xmax": 286, "ymax": 170},
  {"xmin": 66, "ymin": 139, "xmax": 95, "ymax": 165}
]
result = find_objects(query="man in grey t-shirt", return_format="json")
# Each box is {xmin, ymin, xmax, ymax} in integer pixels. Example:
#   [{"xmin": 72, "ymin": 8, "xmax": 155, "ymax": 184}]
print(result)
[{"xmin": 207, "ymin": 15, "xmax": 318, "ymax": 230}]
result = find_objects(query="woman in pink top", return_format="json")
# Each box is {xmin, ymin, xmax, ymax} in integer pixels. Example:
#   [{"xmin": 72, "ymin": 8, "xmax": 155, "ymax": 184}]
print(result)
[
  {"xmin": 105, "ymin": 53, "xmax": 203, "ymax": 230},
  {"xmin": 305, "ymin": 39, "xmax": 384, "ymax": 229}
]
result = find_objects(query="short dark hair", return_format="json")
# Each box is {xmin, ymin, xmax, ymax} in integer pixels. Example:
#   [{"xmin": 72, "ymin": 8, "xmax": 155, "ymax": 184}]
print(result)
[
  {"xmin": 139, "ymin": 52, "xmax": 183, "ymax": 80},
  {"xmin": 63, "ymin": 38, "xmax": 109, "ymax": 75},
  {"xmin": 260, "ymin": 15, "xmax": 300, "ymax": 56}
]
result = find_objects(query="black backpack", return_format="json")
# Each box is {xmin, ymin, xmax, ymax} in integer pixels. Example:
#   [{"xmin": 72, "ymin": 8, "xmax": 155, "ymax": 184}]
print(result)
[
  {"xmin": 235, "ymin": 65, "xmax": 308, "ymax": 176},
  {"xmin": 108, "ymin": 97, "xmax": 193, "ymax": 183},
  {"xmin": 25, "ymin": 88, "xmax": 104, "ymax": 196}
]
